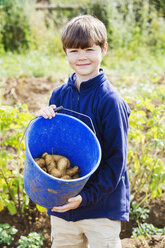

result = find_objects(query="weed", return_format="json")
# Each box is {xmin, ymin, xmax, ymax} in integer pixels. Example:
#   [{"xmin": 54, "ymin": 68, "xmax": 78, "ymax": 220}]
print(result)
[
  {"xmin": 132, "ymin": 223, "xmax": 165, "ymax": 238},
  {"xmin": 17, "ymin": 232, "xmax": 44, "ymax": 248},
  {"xmin": 0, "ymin": 223, "xmax": 18, "ymax": 246}
]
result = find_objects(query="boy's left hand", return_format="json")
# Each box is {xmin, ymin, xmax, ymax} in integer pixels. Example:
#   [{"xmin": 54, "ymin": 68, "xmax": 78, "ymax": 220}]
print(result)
[{"xmin": 51, "ymin": 195, "xmax": 82, "ymax": 213}]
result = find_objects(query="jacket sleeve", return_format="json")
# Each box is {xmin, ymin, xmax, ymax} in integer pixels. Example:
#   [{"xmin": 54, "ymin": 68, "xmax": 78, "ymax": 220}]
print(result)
[{"xmin": 79, "ymin": 93, "xmax": 131, "ymax": 207}]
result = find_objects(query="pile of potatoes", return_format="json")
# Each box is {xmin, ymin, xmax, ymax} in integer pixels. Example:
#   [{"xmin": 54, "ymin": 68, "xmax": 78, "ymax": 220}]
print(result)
[{"xmin": 34, "ymin": 152, "xmax": 80, "ymax": 180}]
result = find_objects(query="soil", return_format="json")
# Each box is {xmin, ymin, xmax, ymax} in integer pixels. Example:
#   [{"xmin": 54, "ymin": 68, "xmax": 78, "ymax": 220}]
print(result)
[
  {"xmin": 3, "ymin": 77, "xmax": 64, "ymax": 114},
  {"xmin": 1, "ymin": 76, "xmax": 165, "ymax": 247}
]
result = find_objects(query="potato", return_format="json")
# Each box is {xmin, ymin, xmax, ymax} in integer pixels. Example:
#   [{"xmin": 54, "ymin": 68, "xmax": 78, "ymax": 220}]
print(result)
[
  {"xmin": 34, "ymin": 157, "xmax": 40, "ymax": 162},
  {"xmin": 61, "ymin": 175, "xmax": 71, "ymax": 180},
  {"xmin": 50, "ymin": 168, "xmax": 62, "ymax": 178},
  {"xmin": 35, "ymin": 158, "xmax": 45, "ymax": 168},
  {"xmin": 53, "ymin": 155, "xmax": 70, "ymax": 167},
  {"xmin": 47, "ymin": 161, "xmax": 56, "ymax": 173},
  {"xmin": 35, "ymin": 152, "xmax": 80, "ymax": 179},
  {"xmin": 42, "ymin": 152, "xmax": 48, "ymax": 159},
  {"xmin": 66, "ymin": 166, "xmax": 79, "ymax": 176},
  {"xmin": 52, "ymin": 155, "xmax": 63, "ymax": 162},
  {"xmin": 45, "ymin": 154, "xmax": 53, "ymax": 166},
  {"xmin": 72, "ymin": 173, "xmax": 80, "ymax": 179},
  {"xmin": 57, "ymin": 158, "xmax": 69, "ymax": 176},
  {"xmin": 66, "ymin": 159, "xmax": 71, "ymax": 169},
  {"xmin": 42, "ymin": 167, "xmax": 47, "ymax": 172}
]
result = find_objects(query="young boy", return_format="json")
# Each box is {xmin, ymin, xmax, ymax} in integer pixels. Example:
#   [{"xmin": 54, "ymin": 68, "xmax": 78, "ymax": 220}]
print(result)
[{"xmin": 36, "ymin": 15, "xmax": 131, "ymax": 248}]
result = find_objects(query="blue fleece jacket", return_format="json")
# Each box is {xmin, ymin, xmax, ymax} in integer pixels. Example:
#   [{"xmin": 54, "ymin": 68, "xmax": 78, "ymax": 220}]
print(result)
[{"xmin": 47, "ymin": 69, "xmax": 131, "ymax": 221}]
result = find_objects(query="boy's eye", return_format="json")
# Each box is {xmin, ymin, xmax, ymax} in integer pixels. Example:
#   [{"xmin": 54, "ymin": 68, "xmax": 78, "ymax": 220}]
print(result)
[
  {"xmin": 70, "ymin": 50, "xmax": 78, "ymax": 53},
  {"xmin": 86, "ymin": 48, "xmax": 94, "ymax": 52}
]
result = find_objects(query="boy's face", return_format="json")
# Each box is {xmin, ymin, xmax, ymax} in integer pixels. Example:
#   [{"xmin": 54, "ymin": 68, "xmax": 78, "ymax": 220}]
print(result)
[{"xmin": 65, "ymin": 43, "xmax": 107, "ymax": 81}]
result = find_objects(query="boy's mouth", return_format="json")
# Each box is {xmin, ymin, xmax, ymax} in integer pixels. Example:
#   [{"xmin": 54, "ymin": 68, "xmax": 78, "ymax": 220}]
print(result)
[{"xmin": 76, "ymin": 63, "xmax": 91, "ymax": 66}]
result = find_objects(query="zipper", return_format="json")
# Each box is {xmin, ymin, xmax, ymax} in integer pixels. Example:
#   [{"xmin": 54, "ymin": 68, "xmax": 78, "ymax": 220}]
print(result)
[
  {"xmin": 77, "ymin": 94, "xmax": 80, "ymax": 110},
  {"xmin": 76, "ymin": 91, "xmax": 81, "ymax": 120}
]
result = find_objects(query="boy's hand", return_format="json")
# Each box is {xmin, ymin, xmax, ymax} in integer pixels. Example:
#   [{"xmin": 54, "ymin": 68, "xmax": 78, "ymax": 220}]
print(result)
[
  {"xmin": 51, "ymin": 195, "xmax": 82, "ymax": 213},
  {"xmin": 35, "ymin": 105, "xmax": 56, "ymax": 119}
]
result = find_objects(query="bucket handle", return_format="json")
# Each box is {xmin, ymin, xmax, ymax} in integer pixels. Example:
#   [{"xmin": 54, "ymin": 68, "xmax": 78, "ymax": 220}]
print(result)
[
  {"xmin": 19, "ymin": 106, "xmax": 96, "ymax": 154},
  {"xmin": 56, "ymin": 106, "xmax": 96, "ymax": 136}
]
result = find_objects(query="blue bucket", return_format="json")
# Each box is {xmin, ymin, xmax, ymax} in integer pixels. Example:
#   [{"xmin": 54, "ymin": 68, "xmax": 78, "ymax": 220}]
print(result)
[{"xmin": 24, "ymin": 113, "xmax": 101, "ymax": 208}]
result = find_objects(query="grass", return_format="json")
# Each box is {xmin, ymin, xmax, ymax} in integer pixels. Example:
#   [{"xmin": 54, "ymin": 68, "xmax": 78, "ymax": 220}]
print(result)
[
  {"xmin": 0, "ymin": 50, "xmax": 71, "ymax": 80},
  {"xmin": 0, "ymin": 47, "xmax": 165, "ymax": 103},
  {"xmin": 0, "ymin": 47, "xmax": 164, "ymax": 78},
  {"xmin": 103, "ymin": 48, "xmax": 165, "ymax": 101}
]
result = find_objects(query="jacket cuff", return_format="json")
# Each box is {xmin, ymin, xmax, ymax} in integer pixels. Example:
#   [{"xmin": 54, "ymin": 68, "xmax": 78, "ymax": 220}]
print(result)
[{"xmin": 79, "ymin": 191, "xmax": 88, "ymax": 207}]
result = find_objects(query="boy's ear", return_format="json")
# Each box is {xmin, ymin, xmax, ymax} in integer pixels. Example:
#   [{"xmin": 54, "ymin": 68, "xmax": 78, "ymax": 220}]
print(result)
[{"xmin": 102, "ymin": 42, "xmax": 108, "ymax": 57}]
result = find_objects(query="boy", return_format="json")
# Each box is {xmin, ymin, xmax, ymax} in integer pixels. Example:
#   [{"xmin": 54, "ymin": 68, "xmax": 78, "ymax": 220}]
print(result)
[{"xmin": 36, "ymin": 15, "xmax": 131, "ymax": 248}]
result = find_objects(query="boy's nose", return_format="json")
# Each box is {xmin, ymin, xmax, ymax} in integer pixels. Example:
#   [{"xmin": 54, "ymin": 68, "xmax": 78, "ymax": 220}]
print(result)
[{"xmin": 77, "ymin": 50, "xmax": 87, "ymax": 59}]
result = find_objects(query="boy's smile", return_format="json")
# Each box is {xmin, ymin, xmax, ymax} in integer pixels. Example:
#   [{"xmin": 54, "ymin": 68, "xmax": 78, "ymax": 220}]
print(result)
[{"xmin": 66, "ymin": 44, "xmax": 107, "ymax": 85}]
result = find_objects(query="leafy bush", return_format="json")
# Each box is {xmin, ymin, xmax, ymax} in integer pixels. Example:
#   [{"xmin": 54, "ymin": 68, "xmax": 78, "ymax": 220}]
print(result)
[
  {"xmin": 1, "ymin": 0, "xmax": 164, "ymax": 53},
  {"xmin": 150, "ymin": 0, "xmax": 165, "ymax": 16},
  {"xmin": 0, "ymin": 104, "xmax": 33, "ymax": 215},
  {"xmin": 127, "ymin": 96, "xmax": 165, "ymax": 206},
  {"xmin": 0, "ymin": 223, "xmax": 18, "ymax": 246},
  {"xmin": 48, "ymin": 0, "xmax": 165, "ymax": 52},
  {"xmin": 17, "ymin": 232, "xmax": 44, "ymax": 248},
  {"xmin": 106, "ymin": 0, "xmax": 165, "ymax": 51},
  {"xmin": 0, "ymin": 6, "xmax": 5, "ymax": 53},
  {"xmin": 0, "ymin": 0, "xmax": 32, "ymax": 51}
]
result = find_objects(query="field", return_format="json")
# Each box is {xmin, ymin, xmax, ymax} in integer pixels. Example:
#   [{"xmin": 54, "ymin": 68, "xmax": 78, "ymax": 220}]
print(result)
[
  {"xmin": 0, "ymin": 0, "xmax": 165, "ymax": 247},
  {"xmin": 1, "ymin": 49, "xmax": 165, "ymax": 247}
]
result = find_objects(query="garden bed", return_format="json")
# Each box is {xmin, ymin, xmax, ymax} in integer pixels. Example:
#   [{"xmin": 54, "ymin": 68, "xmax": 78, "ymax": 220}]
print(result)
[{"xmin": 1, "ymin": 76, "xmax": 165, "ymax": 247}]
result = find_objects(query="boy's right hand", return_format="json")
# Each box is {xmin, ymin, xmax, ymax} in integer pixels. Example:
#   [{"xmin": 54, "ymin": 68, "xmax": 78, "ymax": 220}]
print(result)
[{"xmin": 35, "ymin": 105, "xmax": 56, "ymax": 119}]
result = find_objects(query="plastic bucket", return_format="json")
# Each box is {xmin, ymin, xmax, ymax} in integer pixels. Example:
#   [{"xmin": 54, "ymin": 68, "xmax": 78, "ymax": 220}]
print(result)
[{"xmin": 24, "ymin": 113, "xmax": 101, "ymax": 208}]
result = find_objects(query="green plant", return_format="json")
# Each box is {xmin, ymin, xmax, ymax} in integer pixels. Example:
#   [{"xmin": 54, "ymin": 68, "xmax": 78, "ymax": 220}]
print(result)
[
  {"xmin": 130, "ymin": 201, "xmax": 165, "ymax": 238},
  {"xmin": 0, "ymin": 224, "xmax": 44, "ymax": 247},
  {"xmin": 132, "ymin": 223, "xmax": 165, "ymax": 238},
  {"xmin": 0, "ymin": 223, "xmax": 18, "ymax": 246},
  {"xmin": 150, "ymin": 0, "xmax": 165, "ymax": 16},
  {"xmin": 0, "ymin": 104, "xmax": 33, "ymax": 216},
  {"xmin": 130, "ymin": 201, "xmax": 150, "ymax": 225},
  {"xmin": 17, "ymin": 232, "xmax": 44, "ymax": 248},
  {"xmin": 0, "ymin": 50, "xmax": 71, "ymax": 79},
  {"xmin": 0, "ymin": 0, "xmax": 32, "ymax": 51},
  {"xmin": 86, "ymin": 0, "xmax": 164, "ymax": 52},
  {"xmin": 127, "ymin": 96, "xmax": 165, "ymax": 206}
]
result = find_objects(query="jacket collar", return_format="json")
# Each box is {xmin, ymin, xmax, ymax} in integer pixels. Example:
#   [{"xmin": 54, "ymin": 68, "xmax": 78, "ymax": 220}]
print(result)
[{"xmin": 67, "ymin": 68, "xmax": 107, "ymax": 93}]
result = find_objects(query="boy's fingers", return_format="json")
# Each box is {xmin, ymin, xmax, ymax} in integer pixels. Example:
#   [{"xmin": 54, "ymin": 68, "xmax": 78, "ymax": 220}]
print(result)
[
  {"xmin": 68, "ymin": 195, "xmax": 82, "ymax": 203},
  {"xmin": 51, "ymin": 202, "xmax": 76, "ymax": 212},
  {"xmin": 43, "ymin": 108, "xmax": 54, "ymax": 119},
  {"xmin": 51, "ymin": 195, "xmax": 82, "ymax": 213},
  {"xmin": 51, "ymin": 203, "xmax": 71, "ymax": 212},
  {"xmin": 48, "ymin": 106, "xmax": 56, "ymax": 117},
  {"xmin": 42, "ymin": 111, "xmax": 50, "ymax": 119},
  {"xmin": 35, "ymin": 105, "xmax": 56, "ymax": 119},
  {"xmin": 50, "ymin": 104, "xmax": 56, "ymax": 109},
  {"xmin": 45, "ymin": 105, "xmax": 56, "ymax": 118},
  {"xmin": 35, "ymin": 110, "xmax": 44, "ymax": 117}
]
